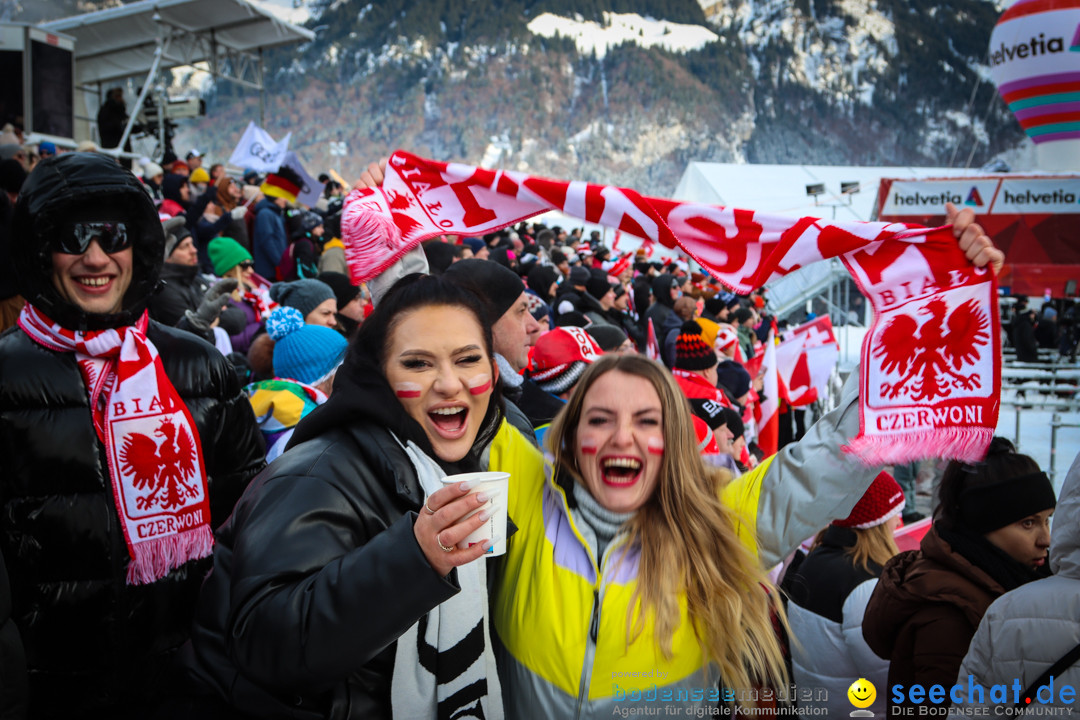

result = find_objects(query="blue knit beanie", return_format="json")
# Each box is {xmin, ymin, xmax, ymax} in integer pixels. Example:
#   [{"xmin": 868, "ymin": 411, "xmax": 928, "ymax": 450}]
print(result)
[
  {"xmin": 266, "ymin": 307, "xmax": 348, "ymax": 385},
  {"xmin": 269, "ymin": 278, "xmax": 336, "ymax": 319}
]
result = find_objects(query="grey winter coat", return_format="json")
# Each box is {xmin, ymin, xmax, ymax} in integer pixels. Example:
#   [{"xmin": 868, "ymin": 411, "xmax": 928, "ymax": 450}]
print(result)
[{"xmin": 951, "ymin": 451, "xmax": 1080, "ymax": 712}]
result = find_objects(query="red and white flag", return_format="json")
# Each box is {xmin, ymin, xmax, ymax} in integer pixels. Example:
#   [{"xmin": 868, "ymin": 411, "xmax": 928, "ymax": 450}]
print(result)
[
  {"xmin": 777, "ymin": 316, "xmax": 840, "ymax": 407},
  {"xmin": 645, "ymin": 318, "xmax": 661, "ymax": 362},
  {"xmin": 341, "ymin": 151, "xmax": 1000, "ymax": 464},
  {"xmin": 755, "ymin": 330, "xmax": 780, "ymax": 457}
]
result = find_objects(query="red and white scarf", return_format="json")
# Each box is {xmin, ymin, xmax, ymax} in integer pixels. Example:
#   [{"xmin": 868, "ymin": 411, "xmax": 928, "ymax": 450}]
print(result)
[
  {"xmin": 243, "ymin": 272, "xmax": 279, "ymax": 320},
  {"xmin": 18, "ymin": 306, "xmax": 213, "ymax": 585},
  {"xmin": 341, "ymin": 151, "xmax": 1000, "ymax": 465}
]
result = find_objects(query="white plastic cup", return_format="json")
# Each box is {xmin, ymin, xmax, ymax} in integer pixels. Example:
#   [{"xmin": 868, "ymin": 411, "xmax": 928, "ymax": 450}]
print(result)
[{"xmin": 439, "ymin": 471, "xmax": 510, "ymax": 556}]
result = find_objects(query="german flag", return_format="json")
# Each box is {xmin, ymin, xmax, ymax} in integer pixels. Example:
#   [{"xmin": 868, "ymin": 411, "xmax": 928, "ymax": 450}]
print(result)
[{"xmin": 261, "ymin": 166, "xmax": 303, "ymax": 204}]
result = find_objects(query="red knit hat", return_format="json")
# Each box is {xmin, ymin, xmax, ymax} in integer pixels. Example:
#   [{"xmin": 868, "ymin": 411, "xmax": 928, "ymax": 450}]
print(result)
[
  {"xmin": 833, "ymin": 471, "xmax": 906, "ymax": 529},
  {"xmin": 713, "ymin": 323, "xmax": 739, "ymax": 353},
  {"xmin": 528, "ymin": 327, "xmax": 602, "ymax": 395},
  {"xmin": 675, "ymin": 321, "xmax": 718, "ymax": 372}
]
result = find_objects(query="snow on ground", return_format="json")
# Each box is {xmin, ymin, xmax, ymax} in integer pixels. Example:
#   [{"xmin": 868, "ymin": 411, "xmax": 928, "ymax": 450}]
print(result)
[{"xmin": 526, "ymin": 12, "xmax": 718, "ymax": 60}]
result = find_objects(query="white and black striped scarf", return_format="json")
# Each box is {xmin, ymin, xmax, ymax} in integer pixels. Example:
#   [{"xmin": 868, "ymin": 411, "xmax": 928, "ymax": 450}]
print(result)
[{"xmin": 390, "ymin": 436, "xmax": 503, "ymax": 720}]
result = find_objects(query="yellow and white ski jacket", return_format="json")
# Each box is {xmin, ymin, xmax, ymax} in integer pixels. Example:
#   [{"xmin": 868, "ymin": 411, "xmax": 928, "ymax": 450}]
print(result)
[{"xmin": 486, "ymin": 371, "xmax": 873, "ymax": 719}]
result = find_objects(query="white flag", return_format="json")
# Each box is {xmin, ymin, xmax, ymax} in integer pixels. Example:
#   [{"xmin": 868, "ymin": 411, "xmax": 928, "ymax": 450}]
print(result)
[
  {"xmin": 228, "ymin": 121, "xmax": 291, "ymax": 173},
  {"xmin": 281, "ymin": 151, "xmax": 323, "ymax": 207}
]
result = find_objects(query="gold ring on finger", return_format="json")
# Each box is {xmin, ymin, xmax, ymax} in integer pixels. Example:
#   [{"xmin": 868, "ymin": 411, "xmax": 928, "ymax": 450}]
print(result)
[{"xmin": 436, "ymin": 532, "xmax": 454, "ymax": 553}]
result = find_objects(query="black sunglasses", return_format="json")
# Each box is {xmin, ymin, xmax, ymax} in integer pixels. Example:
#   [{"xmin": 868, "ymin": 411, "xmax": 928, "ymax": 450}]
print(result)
[
  {"xmin": 54, "ymin": 222, "xmax": 132, "ymax": 255},
  {"xmin": 238, "ymin": 260, "xmax": 255, "ymax": 270}
]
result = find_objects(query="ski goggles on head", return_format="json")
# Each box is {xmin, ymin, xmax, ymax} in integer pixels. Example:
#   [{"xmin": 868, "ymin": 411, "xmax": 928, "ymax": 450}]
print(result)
[{"xmin": 54, "ymin": 222, "xmax": 132, "ymax": 255}]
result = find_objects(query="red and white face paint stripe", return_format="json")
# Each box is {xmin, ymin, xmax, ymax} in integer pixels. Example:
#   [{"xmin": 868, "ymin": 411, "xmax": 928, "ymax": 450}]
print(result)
[
  {"xmin": 579, "ymin": 437, "xmax": 599, "ymax": 455},
  {"xmin": 394, "ymin": 382, "xmax": 422, "ymax": 399},
  {"xmin": 647, "ymin": 437, "xmax": 665, "ymax": 456},
  {"xmin": 467, "ymin": 374, "xmax": 492, "ymax": 396}
]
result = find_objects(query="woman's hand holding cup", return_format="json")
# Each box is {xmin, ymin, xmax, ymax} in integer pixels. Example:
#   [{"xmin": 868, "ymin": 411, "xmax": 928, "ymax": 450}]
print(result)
[{"xmin": 414, "ymin": 481, "xmax": 493, "ymax": 577}]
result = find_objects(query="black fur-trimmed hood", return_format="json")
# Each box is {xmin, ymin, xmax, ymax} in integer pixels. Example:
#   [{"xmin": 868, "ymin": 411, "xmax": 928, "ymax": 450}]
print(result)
[{"xmin": 11, "ymin": 152, "xmax": 163, "ymax": 331}]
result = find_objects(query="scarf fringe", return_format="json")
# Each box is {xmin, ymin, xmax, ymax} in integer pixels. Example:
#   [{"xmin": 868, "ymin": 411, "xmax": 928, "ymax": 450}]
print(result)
[
  {"xmin": 126, "ymin": 525, "xmax": 214, "ymax": 586},
  {"xmin": 844, "ymin": 426, "xmax": 995, "ymax": 467},
  {"xmin": 342, "ymin": 201, "xmax": 413, "ymax": 285}
]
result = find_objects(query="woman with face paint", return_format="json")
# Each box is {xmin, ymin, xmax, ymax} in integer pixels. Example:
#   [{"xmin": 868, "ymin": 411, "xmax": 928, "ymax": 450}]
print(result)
[
  {"xmin": 490, "ymin": 352, "xmax": 903, "ymax": 718},
  {"xmin": 184, "ymin": 274, "xmax": 536, "ymax": 720},
  {"xmin": 493, "ymin": 354, "xmax": 793, "ymax": 716},
  {"xmin": 487, "ymin": 204, "xmax": 1007, "ymax": 719}
]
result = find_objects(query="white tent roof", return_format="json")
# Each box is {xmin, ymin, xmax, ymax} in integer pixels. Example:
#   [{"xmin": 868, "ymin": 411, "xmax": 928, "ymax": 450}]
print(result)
[
  {"xmin": 672, "ymin": 161, "xmax": 989, "ymax": 222},
  {"xmin": 41, "ymin": 0, "xmax": 314, "ymax": 86}
]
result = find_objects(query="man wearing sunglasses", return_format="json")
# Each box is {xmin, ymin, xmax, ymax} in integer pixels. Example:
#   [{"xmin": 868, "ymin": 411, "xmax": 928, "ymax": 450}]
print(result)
[{"xmin": 0, "ymin": 152, "xmax": 265, "ymax": 718}]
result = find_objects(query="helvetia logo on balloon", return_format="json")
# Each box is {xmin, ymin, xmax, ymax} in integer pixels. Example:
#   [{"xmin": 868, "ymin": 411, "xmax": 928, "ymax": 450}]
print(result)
[
  {"xmin": 989, "ymin": 0, "xmax": 1080, "ymax": 148},
  {"xmin": 988, "ymin": 33, "xmax": 1065, "ymax": 67}
]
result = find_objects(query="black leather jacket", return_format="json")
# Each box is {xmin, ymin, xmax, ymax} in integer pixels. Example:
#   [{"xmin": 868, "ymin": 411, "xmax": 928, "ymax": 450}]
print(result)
[
  {"xmin": 185, "ymin": 419, "xmax": 459, "ymax": 719},
  {"xmin": 0, "ymin": 321, "xmax": 265, "ymax": 718}
]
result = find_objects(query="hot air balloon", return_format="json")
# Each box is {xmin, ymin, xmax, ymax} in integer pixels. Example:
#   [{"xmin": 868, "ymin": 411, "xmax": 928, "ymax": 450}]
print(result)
[{"xmin": 989, "ymin": 0, "xmax": 1080, "ymax": 170}]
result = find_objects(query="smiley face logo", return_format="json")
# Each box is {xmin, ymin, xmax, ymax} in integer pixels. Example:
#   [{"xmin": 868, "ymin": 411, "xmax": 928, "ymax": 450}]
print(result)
[{"xmin": 848, "ymin": 678, "xmax": 877, "ymax": 709}]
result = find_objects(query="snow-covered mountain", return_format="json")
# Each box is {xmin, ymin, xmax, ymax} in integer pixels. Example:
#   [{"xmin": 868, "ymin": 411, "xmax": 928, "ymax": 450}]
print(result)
[{"xmin": 19, "ymin": 0, "xmax": 1027, "ymax": 194}]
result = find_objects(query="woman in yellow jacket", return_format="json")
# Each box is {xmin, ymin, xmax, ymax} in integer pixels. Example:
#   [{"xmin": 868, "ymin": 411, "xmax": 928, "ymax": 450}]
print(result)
[{"xmin": 489, "ymin": 353, "xmax": 879, "ymax": 718}]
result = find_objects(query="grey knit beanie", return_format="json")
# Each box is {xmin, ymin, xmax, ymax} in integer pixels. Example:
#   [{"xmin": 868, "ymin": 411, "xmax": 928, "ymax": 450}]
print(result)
[{"xmin": 269, "ymin": 278, "xmax": 336, "ymax": 319}]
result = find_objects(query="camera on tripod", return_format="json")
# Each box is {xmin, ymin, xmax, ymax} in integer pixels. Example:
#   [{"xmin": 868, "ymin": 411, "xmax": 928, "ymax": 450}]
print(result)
[{"xmin": 135, "ymin": 96, "xmax": 205, "ymax": 131}]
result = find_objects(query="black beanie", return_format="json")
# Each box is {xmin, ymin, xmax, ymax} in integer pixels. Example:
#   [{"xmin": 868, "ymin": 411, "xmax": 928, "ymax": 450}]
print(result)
[
  {"xmin": 422, "ymin": 240, "xmax": 457, "ymax": 275},
  {"xmin": 568, "ymin": 266, "xmax": 590, "ymax": 287},
  {"xmin": 720, "ymin": 407, "xmax": 744, "ymax": 439},
  {"xmin": 555, "ymin": 310, "xmax": 589, "ymax": 328},
  {"xmin": 526, "ymin": 265, "xmax": 558, "ymax": 299},
  {"xmin": 586, "ymin": 324, "xmax": 628, "ymax": 351},
  {"xmin": 703, "ymin": 295, "xmax": 725, "ymax": 317},
  {"xmin": 689, "ymin": 397, "xmax": 727, "ymax": 429},
  {"xmin": 585, "ymin": 268, "xmax": 612, "ymax": 300},
  {"xmin": 675, "ymin": 320, "xmax": 717, "ymax": 371},
  {"xmin": 716, "ymin": 360, "xmax": 751, "ymax": 400},
  {"xmin": 958, "ymin": 472, "xmax": 1057, "ymax": 534},
  {"xmin": 444, "ymin": 258, "xmax": 525, "ymax": 324},
  {"xmin": 318, "ymin": 271, "xmax": 361, "ymax": 309}
]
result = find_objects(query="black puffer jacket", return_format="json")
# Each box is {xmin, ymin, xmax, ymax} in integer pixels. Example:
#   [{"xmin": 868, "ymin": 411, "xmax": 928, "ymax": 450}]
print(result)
[
  {"xmin": 0, "ymin": 152, "xmax": 266, "ymax": 719},
  {"xmin": 149, "ymin": 261, "xmax": 213, "ymax": 327},
  {"xmin": 184, "ymin": 288, "xmax": 508, "ymax": 719},
  {"xmin": 0, "ymin": 322, "xmax": 266, "ymax": 718},
  {"xmin": 184, "ymin": 419, "xmax": 459, "ymax": 719},
  {"xmin": 0, "ymin": 551, "xmax": 26, "ymax": 719}
]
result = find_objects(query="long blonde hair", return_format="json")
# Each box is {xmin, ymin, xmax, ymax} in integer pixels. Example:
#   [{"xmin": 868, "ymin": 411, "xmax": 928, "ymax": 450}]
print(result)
[
  {"xmin": 548, "ymin": 354, "xmax": 789, "ymax": 695},
  {"xmin": 847, "ymin": 523, "xmax": 900, "ymax": 573},
  {"xmin": 810, "ymin": 522, "xmax": 900, "ymax": 575}
]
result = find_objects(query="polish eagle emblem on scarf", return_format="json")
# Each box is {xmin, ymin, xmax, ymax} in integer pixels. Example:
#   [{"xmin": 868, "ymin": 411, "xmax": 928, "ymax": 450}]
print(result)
[
  {"xmin": 119, "ymin": 417, "xmax": 200, "ymax": 511},
  {"xmin": 873, "ymin": 296, "xmax": 990, "ymax": 402}
]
